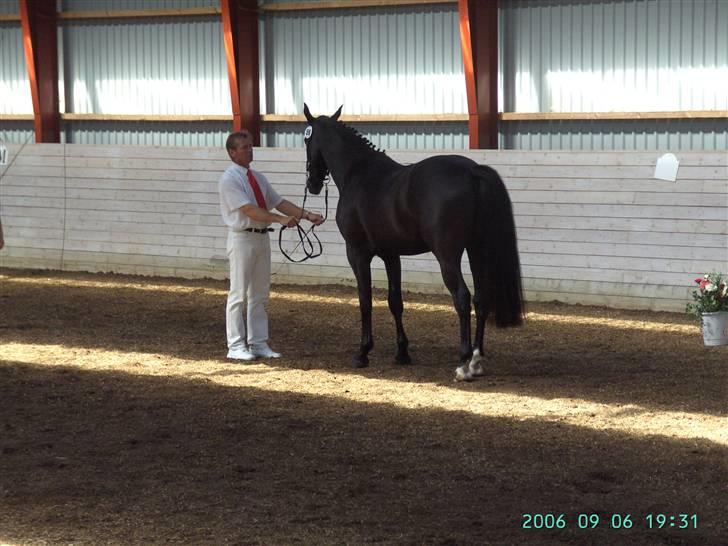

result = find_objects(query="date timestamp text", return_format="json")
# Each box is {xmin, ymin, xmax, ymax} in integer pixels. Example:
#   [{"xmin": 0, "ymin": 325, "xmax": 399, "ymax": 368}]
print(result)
[{"xmin": 521, "ymin": 513, "xmax": 698, "ymax": 530}]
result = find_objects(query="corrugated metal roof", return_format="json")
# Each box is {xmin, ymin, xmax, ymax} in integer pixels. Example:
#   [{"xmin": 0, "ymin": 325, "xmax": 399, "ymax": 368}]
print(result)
[
  {"xmin": 66, "ymin": 120, "xmax": 230, "ymax": 146},
  {"xmin": 500, "ymin": 119, "xmax": 728, "ymax": 151},
  {"xmin": 3, "ymin": 0, "xmax": 725, "ymax": 150},
  {"xmin": 62, "ymin": 0, "xmax": 217, "ymax": 10},
  {"xmin": 61, "ymin": 16, "xmax": 230, "ymax": 116},
  {"xmin": 501, "ymin": 0, "xmax": 728, "ymax": 113},
  {"xmin": 259, "ymin": 2, "xmax": 467, "ymax": 150},
  {"xmin": 0, "ymin": 122, "xmax": 34, "ymax": 146},
  {"xmin": 0, "ymin": 0, "xmax": 17, "ymax": 15},
  {"xmin": 499, "ymin": 0, "xmax": 728, "ymax": 150},
  {"xmin": 0, "ymin": 23, "xmax": 31, "ymax": 115},
  {"xmin": 259, "ymin": 4, "xmax": 466, "ymax": 116},
  {"xmin": 262, "ymin": 121, "xmax": 468, "ymax": 150}
]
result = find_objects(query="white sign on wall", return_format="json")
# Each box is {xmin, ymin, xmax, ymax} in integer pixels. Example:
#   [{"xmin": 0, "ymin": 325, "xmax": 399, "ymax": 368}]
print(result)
[{"xmin": 654, "ymin": 153, "xmax": 680, "ymax": 182}]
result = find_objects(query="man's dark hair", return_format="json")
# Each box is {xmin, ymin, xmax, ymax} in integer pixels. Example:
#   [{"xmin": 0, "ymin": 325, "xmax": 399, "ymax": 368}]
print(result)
[{"xmin": 226, "ymin": 130, "xmax": 252, "ymax": 151}]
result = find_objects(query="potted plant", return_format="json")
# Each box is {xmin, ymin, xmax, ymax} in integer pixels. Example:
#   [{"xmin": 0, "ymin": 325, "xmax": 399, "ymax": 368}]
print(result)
[{"xmin": 686, "ymin": 273, "xmax": 728, "ymax": 346}]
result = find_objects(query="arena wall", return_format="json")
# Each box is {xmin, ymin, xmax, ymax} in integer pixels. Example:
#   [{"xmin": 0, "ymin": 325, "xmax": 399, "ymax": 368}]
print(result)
[{"xmin": 1, "ymin": 143, "xmax": 726, "ymax": 312}]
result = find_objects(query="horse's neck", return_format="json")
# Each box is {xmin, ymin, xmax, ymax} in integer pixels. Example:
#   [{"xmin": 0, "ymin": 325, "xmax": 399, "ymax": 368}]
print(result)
[{"xmin": 323, "ymin": 131, "xmax": 395, "ymax": 189}]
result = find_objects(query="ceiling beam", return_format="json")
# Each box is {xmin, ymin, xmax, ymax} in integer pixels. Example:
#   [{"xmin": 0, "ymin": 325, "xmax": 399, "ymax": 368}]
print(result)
[
  {"xmin": 262, "ymin": 113, "xmax": 469, "ymax": 122},
  {"xmin": 458, "ymin": 0, "xmax": 498, "ymax": 149},
  {"xmin": 59, "ymin": 7, "xmax": 221, "ymax": 20},
  {"xmin": 221, "ymin": 0, "xmax": 261, "ymax": 144},
  {"xmin": 19, "ymin": 0, "xmax": 60, "ymax": 143},
  {"xmin": 261, "ymin": 0, "xmax": 455, "ymax": 11}
]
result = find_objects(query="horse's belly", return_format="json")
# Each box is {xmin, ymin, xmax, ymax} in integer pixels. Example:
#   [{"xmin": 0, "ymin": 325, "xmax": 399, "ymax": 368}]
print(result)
[
  {"xmin": 398, "ymin": 247, "xmax": 430, "ymax": 256},
  {"xmin": 377, "ymin": 241, "xmax": 429, "ymax": 256}
]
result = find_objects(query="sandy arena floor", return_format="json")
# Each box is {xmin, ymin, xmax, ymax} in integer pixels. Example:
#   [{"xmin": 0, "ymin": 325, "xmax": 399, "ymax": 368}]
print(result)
[{"xmin": 0, "ymin": 268, "xmax": 726, "ymax": 545}]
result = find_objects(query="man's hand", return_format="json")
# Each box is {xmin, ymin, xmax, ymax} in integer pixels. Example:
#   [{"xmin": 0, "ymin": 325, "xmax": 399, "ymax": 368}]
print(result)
[
  {"xmin": 279, "ymin": 215, "xmax": 299, "ymax": 228},
  {"xmin": 306, "ymin": 212, "xmax": 324, "ymax": 226}
]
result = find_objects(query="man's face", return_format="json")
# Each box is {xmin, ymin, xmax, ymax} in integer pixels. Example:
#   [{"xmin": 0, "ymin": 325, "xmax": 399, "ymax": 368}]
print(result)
[{"xmin": 228, "ymin": 136, "xmax": 253, "ymax": 168}]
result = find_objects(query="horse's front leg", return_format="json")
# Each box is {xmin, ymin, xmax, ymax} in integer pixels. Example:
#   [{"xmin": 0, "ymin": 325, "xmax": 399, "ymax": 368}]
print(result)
[
  {"xmin": 346, "ymin": 245, "xmax": 374, "ymax": 368},
  {"xmin": 382, "ymin": 254, "xmax": 410, "ymax": 364}
]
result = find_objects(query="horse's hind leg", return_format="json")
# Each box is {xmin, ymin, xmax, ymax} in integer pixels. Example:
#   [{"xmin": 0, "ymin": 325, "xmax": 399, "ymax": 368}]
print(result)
[
  {"xmin": 466, "ymin": 249, "xmax": 489, "ymax": 377},
  {"xmin": 346, "ymin": 244, "xmax": 374, "ymax": 368},
  {"xmin": 382, "ymin": 254, "xmax": 411, "ymax": 364},
  {"xmin": 435, "ymin": 253, "xmax": 473, "ymax": 381}
]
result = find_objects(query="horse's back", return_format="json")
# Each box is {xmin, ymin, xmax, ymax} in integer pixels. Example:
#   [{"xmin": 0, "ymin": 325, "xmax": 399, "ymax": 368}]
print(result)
[
  {"xmin": 402, "ymin": 155, "xmax": 484, "ymax": 214},
  {"xmin": 339, "ymin": 154, "xmax": 502, "ymax": 254},
  {"xmin": 408, "ymin": 154, "xmax": 477, "ymax": 182}
]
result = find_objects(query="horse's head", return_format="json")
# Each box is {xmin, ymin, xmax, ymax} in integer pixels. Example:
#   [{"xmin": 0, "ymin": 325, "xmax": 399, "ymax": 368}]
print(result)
[{"xmin": 303, "ymin": 103, "xmax": 341, "ymax": 195}]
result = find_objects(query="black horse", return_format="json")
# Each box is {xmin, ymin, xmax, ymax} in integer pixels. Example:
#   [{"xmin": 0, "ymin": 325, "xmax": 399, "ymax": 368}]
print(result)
[{"xmin": 303, "ymin": 104, "xmax": 524, "ymax": 381}]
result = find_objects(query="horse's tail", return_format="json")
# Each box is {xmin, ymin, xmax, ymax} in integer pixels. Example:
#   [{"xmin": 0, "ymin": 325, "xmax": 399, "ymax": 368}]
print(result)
[{"xmin": 471, "ymin": 165, "xmax": 525, "ymax": 327}]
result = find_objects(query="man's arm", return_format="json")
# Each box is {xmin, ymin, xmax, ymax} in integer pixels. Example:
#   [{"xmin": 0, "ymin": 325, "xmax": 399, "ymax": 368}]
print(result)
[
  {"xmin": 0, "ymin": 218, "xmax": 4, "ymax": 250},
  {"xmin": 240, "ymin": 204, "xmax": 298, "ymax": 228},
  {"xmin": 275, "ymin": 199, "xmax": 324, "ymax": 226}
]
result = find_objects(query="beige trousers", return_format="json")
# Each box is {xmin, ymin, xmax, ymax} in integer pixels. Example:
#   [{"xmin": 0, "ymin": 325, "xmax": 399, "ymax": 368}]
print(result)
[{"xmin": 226, "ymin": 230, "xmax": 271, "ymax": 350}]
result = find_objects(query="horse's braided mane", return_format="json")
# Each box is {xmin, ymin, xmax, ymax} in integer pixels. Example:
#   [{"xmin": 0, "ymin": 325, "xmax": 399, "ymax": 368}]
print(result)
[{"xmin": 337, "ymin": 121, "xmax": 386, "ymax": 154}]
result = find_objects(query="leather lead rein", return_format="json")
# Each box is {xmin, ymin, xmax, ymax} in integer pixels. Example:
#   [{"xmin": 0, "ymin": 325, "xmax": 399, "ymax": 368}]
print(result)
[{"xmin": 278, "ymin": 177, "xmax": 329, "ymax": 263}]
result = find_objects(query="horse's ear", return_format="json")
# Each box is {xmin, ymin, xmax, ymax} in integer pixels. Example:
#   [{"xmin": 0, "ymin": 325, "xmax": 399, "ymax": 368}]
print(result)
[
  {"xmin": 303, "ymin": 103, "xmax": 314, "ymax": 123},
  {"xmin": 331, "ymin": 105, "xmax": 343, "ymax": 121}
]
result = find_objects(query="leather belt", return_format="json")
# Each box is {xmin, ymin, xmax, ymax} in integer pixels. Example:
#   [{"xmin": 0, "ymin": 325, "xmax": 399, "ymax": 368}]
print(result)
[{"xmin": 243, "ymin": 227, "xmax": 274, "ymax": 233}]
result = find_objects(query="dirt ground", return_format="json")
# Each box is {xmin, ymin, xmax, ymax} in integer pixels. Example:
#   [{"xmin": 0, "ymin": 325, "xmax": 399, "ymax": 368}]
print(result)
[{"xmin": 0, "ymin": 267, "xmax": 726, "ymax": 546}]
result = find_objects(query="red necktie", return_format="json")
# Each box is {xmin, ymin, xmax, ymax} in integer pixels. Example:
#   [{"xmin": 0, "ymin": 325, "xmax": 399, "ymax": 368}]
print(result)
[{"xmin": 247, "ymin": 169, "xmax": 267, "ymax": 209}]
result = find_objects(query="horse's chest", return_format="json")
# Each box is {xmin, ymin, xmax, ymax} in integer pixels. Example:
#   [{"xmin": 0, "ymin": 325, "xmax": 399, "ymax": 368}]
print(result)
[
  {"xmin": 336, "ymin": 208, "xmax": 379, "ymax": 243},
  {"xmin": 335, "ymin": 210, "xmax": 368, "ymax": 244}
]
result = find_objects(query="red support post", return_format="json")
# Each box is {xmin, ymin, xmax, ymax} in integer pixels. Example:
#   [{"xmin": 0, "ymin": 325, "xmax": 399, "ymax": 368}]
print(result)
[
  {"xmin": 458, "ymin": 0, "xmax": 498, "ymax": 149},
  {"xmin": 19, "ymin": 0, "xmax": 60, "ymax": 143},
  {"xmin": 221, "ymin": 0, "xmax": 261, "ymax": 144}
]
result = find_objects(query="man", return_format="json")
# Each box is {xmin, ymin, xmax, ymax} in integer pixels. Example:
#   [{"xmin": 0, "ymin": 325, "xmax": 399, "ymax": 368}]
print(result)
[{"xmin": 219, "ymin": 130, "xmax": 324, "ymax": 361}]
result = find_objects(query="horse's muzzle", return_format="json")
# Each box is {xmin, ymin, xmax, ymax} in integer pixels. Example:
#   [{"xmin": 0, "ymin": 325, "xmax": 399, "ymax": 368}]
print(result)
[{"xmin": 306, "ymin": 176, "xmax": 324, "ymax": 195}]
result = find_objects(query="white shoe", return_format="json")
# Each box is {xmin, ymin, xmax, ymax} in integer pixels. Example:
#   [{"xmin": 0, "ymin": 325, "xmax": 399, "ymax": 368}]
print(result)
[
  {"xmin": 227, "ymin": 347, "xmax": 255, "ymax": 361},
  {"xmin": 250, "ymin": 344, "xmax": 281, "ymax": 359}
]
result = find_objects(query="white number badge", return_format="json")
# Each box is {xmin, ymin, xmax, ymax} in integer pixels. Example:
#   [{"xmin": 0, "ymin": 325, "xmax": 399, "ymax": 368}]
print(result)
[{"xmin": 304, "ymin": 126, "xmax": 313, "ymax": 140}]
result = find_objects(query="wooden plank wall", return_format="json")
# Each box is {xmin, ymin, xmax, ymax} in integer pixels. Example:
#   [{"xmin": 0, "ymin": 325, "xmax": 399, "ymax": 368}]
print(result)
[{"xmin": 1, "ymin": 144, "xmax": 726, "ymax": 311}]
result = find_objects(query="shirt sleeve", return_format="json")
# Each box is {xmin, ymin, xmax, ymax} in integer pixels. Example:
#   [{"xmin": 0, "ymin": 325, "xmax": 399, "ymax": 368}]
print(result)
[{"xmin": 219, "ymin": 172, "xmax": 253, "ymax": 212}]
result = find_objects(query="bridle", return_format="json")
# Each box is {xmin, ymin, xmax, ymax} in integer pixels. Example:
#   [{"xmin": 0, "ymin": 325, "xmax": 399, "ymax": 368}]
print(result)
[{"xmin": 277, "ymin": 154, "xmax": 329, "ymax": 263}]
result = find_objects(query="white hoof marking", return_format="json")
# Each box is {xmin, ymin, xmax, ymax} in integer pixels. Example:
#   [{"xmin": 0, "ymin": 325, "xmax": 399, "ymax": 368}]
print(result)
[
  {"xmin": 468, "ymin": 349, "xmax": 485, "ymax": 377},
  {"xmin": 454, "ymin": 365, "xmax": 473, "ymax": 382}
]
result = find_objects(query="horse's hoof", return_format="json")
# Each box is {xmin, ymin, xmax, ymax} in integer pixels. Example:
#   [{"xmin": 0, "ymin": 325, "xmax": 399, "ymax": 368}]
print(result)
[
  {"xmin": 395, "ymin": 353, "xmax": 412, "ymax": 365},
  {"xmin": 352, "ymin": 355, "xmax": 369, "ymax": 368},
  {"xmin": 469, "ymin": 349, "xmax": 485, "ymax": 376},
  {"xmin": 454, "ymin": 365, "xmax": 473, "ymax": 382}
]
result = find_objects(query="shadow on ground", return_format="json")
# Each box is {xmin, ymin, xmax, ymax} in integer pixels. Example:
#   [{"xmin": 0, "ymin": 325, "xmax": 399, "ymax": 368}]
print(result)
[{"xmin": 0, "ymin": 360, "xmax": 725, "ymax": 546}]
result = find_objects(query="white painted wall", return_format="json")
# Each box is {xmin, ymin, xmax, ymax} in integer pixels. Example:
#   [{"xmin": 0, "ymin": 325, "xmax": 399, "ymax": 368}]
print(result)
[{"xmin": 1, "ymin": 144, "xmax": 726, "ymax": 311}]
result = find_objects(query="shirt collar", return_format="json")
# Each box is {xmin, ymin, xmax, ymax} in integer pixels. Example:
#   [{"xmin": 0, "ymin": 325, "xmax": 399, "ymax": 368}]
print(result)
[{"xmin": 231, "ymin": 163, "xmax": 252, "ymax": 176}]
